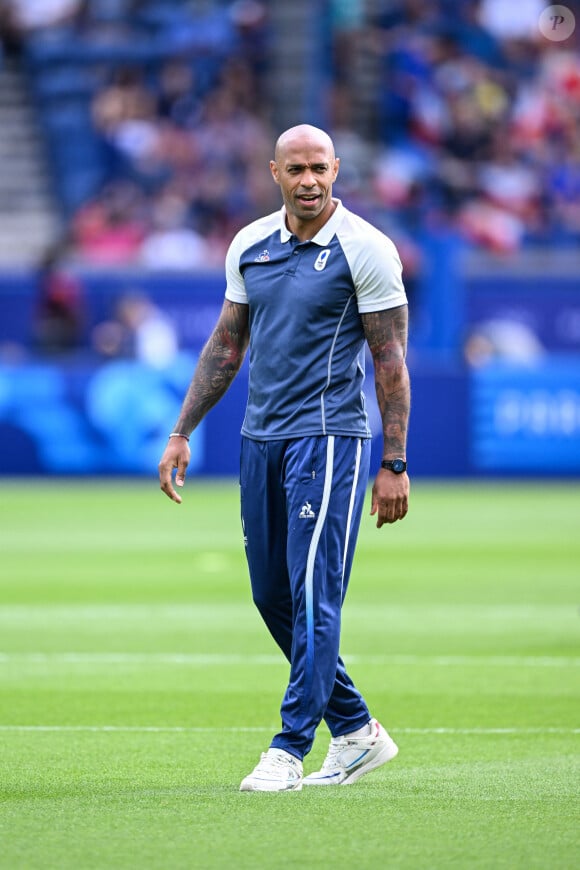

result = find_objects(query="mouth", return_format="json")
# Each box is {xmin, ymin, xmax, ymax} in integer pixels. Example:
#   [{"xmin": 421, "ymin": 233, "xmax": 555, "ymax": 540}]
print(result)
[{"xmin": 296, "ymin": 193, "xmax": 320, "ymax": 207}]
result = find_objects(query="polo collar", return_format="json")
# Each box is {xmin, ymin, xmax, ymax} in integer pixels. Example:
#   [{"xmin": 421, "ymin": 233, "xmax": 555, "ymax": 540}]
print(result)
[{"xmin": 279, "ymin": 198, "xmax": 344, "ymax": 246}]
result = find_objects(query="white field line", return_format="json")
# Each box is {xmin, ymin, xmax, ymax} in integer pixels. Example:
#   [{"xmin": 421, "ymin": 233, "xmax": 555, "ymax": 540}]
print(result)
[
  {"xmin": 0, "ymin": 653, "xmax": 578, "ymax": 668},
  {"xmin": 0, "ymin": 604, "xmax": 571, "ymax": 626},
  {"xmin": 0, "ymin": 725, "xmax": 577, "ymax": 735}
]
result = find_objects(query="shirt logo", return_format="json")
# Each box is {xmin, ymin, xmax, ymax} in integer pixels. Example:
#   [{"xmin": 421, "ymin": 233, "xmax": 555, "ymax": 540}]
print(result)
[
  {"xmin": 314, "ymin": 249, "xmax": 331, "ymax": 271},
  {"xmin": 299, "ymin": 501, "xmax": 316, "ymax": 519},
  {"xmin": 255, "ymin": 250, "xmax": 270, "ymax": 262}
]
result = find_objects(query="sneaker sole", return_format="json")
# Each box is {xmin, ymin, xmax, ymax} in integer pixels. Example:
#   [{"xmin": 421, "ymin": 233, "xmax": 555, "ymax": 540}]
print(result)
[
  {"xmin": 239, "ymin": 782, "xmax": 303, "ymax": 792},
  {"xmin": 302, "ymin": 771, "xmax": 343, "ymax": 786},
  {"xmin": 340, "ymin": 737, "xmax": 399, "ymax": 786}
]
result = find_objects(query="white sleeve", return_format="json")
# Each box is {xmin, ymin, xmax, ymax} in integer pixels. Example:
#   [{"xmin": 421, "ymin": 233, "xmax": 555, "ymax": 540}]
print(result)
[
  {"xmin": 340, "ymin": 224, "xmax": 407, "ymax": 313},
  {"xmin": 224, "ymin": 231, "xmax": 248, "ymax": 304}
]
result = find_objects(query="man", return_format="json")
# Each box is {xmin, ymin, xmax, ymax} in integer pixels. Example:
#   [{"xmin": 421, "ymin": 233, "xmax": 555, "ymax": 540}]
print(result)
[{"xmin": 159, "ymin": 124, "xmax": 410, "ymax": 792}]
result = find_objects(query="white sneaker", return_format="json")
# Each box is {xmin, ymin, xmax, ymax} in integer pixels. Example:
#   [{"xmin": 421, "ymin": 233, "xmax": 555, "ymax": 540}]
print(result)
[
  {"xmin": 303, "ymin": 719, "xmax": 398, "ymax": 786},
  {"xmin": 239, "ymin": 748, "xmax": 303, "ymax": 792}
]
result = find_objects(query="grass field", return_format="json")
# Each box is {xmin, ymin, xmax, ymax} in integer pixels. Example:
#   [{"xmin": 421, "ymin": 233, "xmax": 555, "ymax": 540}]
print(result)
[{"xmin": 0, "ymin": 478, "xmax": 578, "ymax": 869}]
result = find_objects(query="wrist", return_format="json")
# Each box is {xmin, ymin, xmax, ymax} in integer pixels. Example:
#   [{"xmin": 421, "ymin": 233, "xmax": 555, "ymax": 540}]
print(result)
[
  {"xmin": 381, "ymin": 458, "xmax": 407, "ymax": 474},
  {"xmin": 169, "ymin": 432, "xmax": 190, "ymax": 442}
]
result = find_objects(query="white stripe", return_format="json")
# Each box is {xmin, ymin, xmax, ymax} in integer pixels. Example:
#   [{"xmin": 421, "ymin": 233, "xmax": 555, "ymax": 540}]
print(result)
[
  {"xmin": 305, "ymin": 436, "xmax": 335, "ymax": 588},
  {"xmin": 304, "ymin": 436, "xmax": 335, "ymax": 684},
  {"xmin": 395, "ymin": 728, "xmax": 580, "ymax": 735},
  {"xmin": 341, "ymin": 438, "xmax": 362, "ymax": 595},
  {"xmin": 0, "ymin": 725, "xmax": 576, "ymax": 735},
  {"xmin": 0, "ymin": 725, "xmax": 274, "ymax": 733},
  {"xmin": 0, "ymin": 653, "xmax": 577, "ymax": 667},
  {"xmin": 0, "ymin": 604, "xmax": 568, "ymax": 619},
  {"xmin": 319, "ymin": 296, "xmax": 355, "ymax": 434},
  {"xmin": 348, "ymin": 654, "xmax": 580, "ymax": 668},
  {"xmin": 0, "ymin": 653, "xmax": 284, "ymax": 665}
]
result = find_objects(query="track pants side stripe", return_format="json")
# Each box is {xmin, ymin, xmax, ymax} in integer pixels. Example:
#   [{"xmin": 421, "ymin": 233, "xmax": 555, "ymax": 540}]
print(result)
[
  {"xmin": 341, "ymin": 438, "xmax": 362, "ymax": 597},
  {"xmin": 304, "ymin": 435, "xmax": 335, "ymax": 698}
]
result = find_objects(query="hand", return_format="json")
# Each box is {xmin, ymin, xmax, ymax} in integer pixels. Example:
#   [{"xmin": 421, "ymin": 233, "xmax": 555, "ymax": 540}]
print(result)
[
  {"xmin": 370, "ymin": 469, "xmax": 409, "ymax": 527},
  {"xmin": 158, "ymin": 437, "xmax": 190, "ymax": 503}
]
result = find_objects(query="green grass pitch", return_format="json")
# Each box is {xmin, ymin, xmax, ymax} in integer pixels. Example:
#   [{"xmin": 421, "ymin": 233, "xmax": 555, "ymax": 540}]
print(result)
[{"xmin": 0, "ymin": 478, "xmax": 578, "ymax": 869}]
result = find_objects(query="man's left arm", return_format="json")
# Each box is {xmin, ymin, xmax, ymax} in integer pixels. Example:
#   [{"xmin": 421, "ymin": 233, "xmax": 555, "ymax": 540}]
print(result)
[{"xmin": 361, "ymin": 304, "xmax": 410, "ymax": 527}]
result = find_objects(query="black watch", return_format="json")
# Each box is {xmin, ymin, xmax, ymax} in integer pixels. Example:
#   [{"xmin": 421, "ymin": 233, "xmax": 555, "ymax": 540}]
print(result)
[{"xmin": 381, "ymin": 458, "xmax": 407, "ymax": 474}]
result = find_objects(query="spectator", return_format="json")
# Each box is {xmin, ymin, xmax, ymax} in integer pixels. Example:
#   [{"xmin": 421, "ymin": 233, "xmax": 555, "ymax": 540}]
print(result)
[
  {"xmin": 1, "ymin": 0, "xmax": 82, "ymax": 45},
  {"xmin": 477, "ymin": 0, "xmax": 546, "ymax": 41},
  {"xmin": 33, "ymin": 239, "xmax": 85, "ymax": 354},
  {"xmin": 71, "ymin": 181, "xmax": 147, "ymax": 266},
  {"xmin": 92, "ymin": 291, "xmax": 178, "ymax": 369},
  {"xmin": 139, "ymin": 186, "xmax": 210, "ymax": 271},
  {"xmin": 156, "ymin": 59, "xmax": 202, "ymax": 129},
  {"xmin": 91, "ymin": 65, "xmax": 163, "ymax": 184},
  {"xmin": 464, "ymin": 318, "xmax": 546, "ymax": 367}
]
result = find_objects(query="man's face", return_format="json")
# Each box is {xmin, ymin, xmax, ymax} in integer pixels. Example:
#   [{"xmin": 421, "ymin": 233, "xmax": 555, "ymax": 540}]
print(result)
[{"xmin": 270, "ymin": 138, "xmax": 339, "ymax": 228}]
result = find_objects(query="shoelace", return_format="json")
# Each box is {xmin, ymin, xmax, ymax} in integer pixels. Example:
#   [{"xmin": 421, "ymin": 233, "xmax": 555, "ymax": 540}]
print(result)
[
  {"xmin": 320, "ymin": 737, "xmax": 347, "ymax": 770},
  {"xmin": 258, "ymin": 751, "xmax": 299, "ymax": 775}
]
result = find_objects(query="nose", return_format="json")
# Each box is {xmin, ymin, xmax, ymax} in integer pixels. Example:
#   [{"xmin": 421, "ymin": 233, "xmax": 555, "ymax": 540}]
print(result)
[{"xmin": 301, "ymin": 168, "xmax": 316, "ymax": 187}]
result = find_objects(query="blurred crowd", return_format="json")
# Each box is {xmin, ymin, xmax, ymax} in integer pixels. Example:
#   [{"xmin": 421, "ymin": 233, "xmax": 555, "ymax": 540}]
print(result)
[
  {"xmin": 1, "ymin": 0, "xmax": 276, "ymax": 273},
  {"xmin": 1, "ymin": 0, "xmax": 579, "ymax": 275},
  {"xmin": 68, "ymin": 49, "xmax": 276, "ymax": 272},
  {"xmin": 360, "ymin": 0, "xmax": 580, "ymax": 255}
]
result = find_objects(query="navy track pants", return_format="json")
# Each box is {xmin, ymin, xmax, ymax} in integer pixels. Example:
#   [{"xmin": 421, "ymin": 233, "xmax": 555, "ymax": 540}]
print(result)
[{"xmin": 240, "ymin": 434, "xmax": 372, "ymax": 759}]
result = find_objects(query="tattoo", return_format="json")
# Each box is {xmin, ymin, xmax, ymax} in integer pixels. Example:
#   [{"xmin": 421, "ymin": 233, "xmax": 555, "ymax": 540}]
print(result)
[
  {"xmin": 174, "ymin": 301, "xmax": 249, "ymax": 433},
  {"xmin": 361, "ymin": 304, "xmax": 410, "ymax": 458}
]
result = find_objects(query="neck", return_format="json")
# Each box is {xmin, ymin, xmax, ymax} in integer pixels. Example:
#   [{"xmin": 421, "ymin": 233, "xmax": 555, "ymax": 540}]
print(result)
[{"xmin": 286, "ymin": 199, "xmax": 337, "ymax": 242}]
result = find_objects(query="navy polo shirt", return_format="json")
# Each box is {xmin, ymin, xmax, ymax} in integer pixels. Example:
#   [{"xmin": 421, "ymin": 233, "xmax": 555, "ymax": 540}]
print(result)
[{"xmin": 225, "ymin": 199, "xmax": 406, "ymax": 440}]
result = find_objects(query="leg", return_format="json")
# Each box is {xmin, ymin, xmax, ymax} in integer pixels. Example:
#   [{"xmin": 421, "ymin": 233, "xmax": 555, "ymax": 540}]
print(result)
[
  {"xmin": 240, "ymin": 437, "xmax": 293, "ymax": 660},
  {"xmin": 270, "ymin": 436, "xmax": 371, "ymax": 759},
  {"xmin": 323, "ymin": 436, "xmax": 373, "ymax": 737},
  {"xmin": 239, "ymin": 437, "xmax": 308, "ymax": 792}
]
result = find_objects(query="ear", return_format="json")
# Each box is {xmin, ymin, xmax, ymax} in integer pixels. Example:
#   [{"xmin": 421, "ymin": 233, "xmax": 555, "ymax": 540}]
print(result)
[
  {"xmin": 333, "ymin": 157, "xmax": 340, "ymax": 181},
  {"xmin": 270, "ymin": 160, "xmax": 280, "ymax": 185}
]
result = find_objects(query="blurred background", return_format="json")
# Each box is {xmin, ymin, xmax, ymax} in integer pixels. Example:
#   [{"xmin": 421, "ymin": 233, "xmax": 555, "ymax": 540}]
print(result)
[{"xmin": 0, "ymin": 0, "xmax": 578, "ymax": 479}]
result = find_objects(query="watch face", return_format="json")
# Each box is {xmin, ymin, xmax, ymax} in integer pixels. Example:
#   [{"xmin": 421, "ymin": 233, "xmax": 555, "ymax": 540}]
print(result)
[{"xmin": 392, "ymin": 459, "xmax": 406, "ymax": 473}]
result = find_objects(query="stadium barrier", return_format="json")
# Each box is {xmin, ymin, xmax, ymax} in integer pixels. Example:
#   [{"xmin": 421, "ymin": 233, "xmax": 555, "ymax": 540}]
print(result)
[{"xmin": 1, "ymin": 270, "xmax": 579, "ymax": 477}]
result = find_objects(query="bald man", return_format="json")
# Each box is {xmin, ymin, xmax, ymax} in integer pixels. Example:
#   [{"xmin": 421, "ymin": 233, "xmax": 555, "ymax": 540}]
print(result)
[{"xmin": 159, "ymin": 125, "xmax": 410, "ymax": 791}]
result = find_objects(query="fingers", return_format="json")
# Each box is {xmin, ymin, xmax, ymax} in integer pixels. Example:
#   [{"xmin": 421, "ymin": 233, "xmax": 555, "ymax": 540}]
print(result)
[
  {"xmin": 158, "ymin": 442, "xmax": 190, "ymax": 504},
  {"xmin": 376, "ymin": 495, "xmax": 408, "ymax": 526},
  {"xmin": 175, "ymin": 456, "xmax": 188, "ymax": 490},
  {"xmin": 159, "ymin": 462, "xmax": 182, "ymax": 503},
  {"xmin": 371, "ymin": 475, "xmax": 409, "ymax": 527}
]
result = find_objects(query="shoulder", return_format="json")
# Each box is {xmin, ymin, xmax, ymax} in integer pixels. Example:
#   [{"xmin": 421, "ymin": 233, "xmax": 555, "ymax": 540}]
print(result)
[
  {"xmin": 226, "ymin": 211, "xmax": 282, "ymax": 264},
  {"xmin": 336, "ymin": 207, "xmax": 400, "ymax": 261},
  {"xmin": 225, "ymin": 210, "xmax": 282, "ymax": 303},
  {"xmin": 335, "ymin": 206, "xmax": 406, "ymax": 312}
]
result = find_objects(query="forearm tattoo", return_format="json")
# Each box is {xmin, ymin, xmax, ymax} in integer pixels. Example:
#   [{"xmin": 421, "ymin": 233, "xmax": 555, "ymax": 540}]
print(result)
[
  {"xmin": 174, "ymin": 301, "xmax": 249, "ymax": 433},
  {"xmin": 362, "ymin": 305, "xmax": 410, "ymax": 458}
]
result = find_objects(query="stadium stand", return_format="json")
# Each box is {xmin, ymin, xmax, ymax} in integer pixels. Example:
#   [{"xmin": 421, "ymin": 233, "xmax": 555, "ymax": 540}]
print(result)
[
  {"xmin": 0, "ymin": 55, "xmax": 56, "ymax": 264},
  {"xmin": 1, "ymin": 0, "xmax": 578, "ymax": 269},
  {"xmin": 0, "ymin": 1, "xmax": 579, "ymax": 478}
]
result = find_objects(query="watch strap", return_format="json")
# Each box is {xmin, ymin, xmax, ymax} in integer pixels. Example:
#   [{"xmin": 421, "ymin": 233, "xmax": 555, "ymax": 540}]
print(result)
[{"xmin": 381, "ymin": 459, "xmax": 407, "ymax": 474}]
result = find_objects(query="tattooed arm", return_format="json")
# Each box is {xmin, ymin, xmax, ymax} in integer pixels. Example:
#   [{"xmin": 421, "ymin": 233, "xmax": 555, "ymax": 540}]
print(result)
[
  {"xmin": 361, "ymin": 304, "xmax": 410, "ymax": 527},
  {"xmin": 159, "ymin": 300, "xmax": 250, "ymax": 503}
]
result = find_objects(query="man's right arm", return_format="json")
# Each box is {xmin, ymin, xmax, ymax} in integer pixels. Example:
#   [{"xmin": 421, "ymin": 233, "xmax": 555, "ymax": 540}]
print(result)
[{"xmin": 159, "ymin": 300, "xmax": 249, "ymax": 503}]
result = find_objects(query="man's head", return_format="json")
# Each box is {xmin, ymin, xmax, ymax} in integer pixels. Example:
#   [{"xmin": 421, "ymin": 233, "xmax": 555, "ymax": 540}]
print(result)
[{"xmin": 270, "ymin": 125, "xmax": 340, "ymax": 238}]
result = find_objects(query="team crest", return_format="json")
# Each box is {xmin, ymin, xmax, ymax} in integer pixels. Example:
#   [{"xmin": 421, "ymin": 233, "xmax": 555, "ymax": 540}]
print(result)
[
  {"xmin": 314, "ymin": 249, "xmax": 331, "ymax": 271},
  {"xmin": 255, "ymin": 250, "xmax": 270, "ymax": 262}
]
